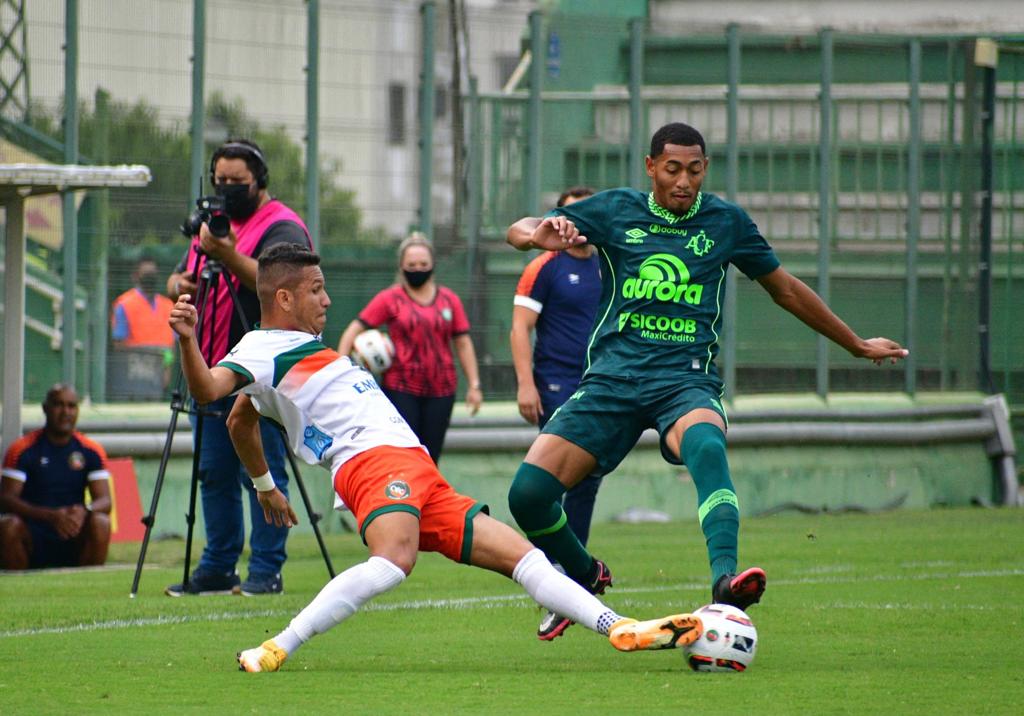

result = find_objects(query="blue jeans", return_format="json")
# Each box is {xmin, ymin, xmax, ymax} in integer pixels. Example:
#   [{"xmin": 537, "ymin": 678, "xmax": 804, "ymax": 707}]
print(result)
[{"xmin": 192, "ymin": 395, "xmax": 289, "ymax": 578}]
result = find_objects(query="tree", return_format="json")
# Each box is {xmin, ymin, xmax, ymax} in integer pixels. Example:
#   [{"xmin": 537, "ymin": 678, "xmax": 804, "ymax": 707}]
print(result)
[{"xmin": 28, "ymin": 90, "xmax": 366, "ymax": 250}]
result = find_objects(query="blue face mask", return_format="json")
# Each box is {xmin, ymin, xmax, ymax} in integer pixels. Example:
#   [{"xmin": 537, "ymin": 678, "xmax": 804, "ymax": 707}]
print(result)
[{"xmin": 403, "ymin": 269, "xmax": 433, "ymax": 288}]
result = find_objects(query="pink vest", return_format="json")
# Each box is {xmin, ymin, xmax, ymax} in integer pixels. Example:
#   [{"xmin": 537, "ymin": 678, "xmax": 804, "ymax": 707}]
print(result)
[{"xmin": 184, "ymin": 199, "xmax": 309, "ymax": 363}]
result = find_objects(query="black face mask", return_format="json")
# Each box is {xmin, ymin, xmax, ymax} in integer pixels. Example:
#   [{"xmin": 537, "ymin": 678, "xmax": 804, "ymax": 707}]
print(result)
[
  {"xmin": 215, "ymin": 183, "xmax": 260, "ymax": 221},
  {"xmin": 403, "ymin": 269, "xmax": 433, "ymax": 288},
  {"xmin": 137, "ymin": 272, "xmax": 159, "ymax": 293}
]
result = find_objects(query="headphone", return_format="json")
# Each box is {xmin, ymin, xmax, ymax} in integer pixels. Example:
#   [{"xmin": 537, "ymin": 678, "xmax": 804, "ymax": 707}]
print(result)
[{"xmin": 209, "ymin": 141, "xmax": 269, "ymax": 189}]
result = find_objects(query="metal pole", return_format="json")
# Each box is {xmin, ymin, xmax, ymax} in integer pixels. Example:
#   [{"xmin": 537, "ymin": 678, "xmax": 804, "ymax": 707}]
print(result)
[
  {"xmin": 976, "ymin": 38, "xmax": 998, "ymax": 394},
  {"xmin": 418, "ymin": 1, "xmax": 436, "ymax": 240},
  {"xmin": 61, "ymin": 0, "xmax": 79, "ymax": 385},
  {"xmin": 816, "ymin": 28, "xmax": 833, "ymax": 399},
  {"xmin": 466, "ymin": 76, "xmax": 482, "ymax": 280},
  {"xmin": 91, "ymin": 88, "xmax": 111, "ymax": 402},
  {"xmin": 305, "ymin": 0, "xmax": 320, "ymax": 250},
  {"xmin": 905, "ymin": 38, "xmax": 922, "ymax": 396},
  {"xmin": 723, "ymin": 23, "xmax": 740, "ymax": 400},
  {"xmin": 189, "ymin": 0, "xmax": 205, "ymax": 201},
  {"xmin": 628, "ymin": 17, "xmax": 645, "ymax": 190},
  {"xmin": 526, "ymin": 10, "xmax": 543, "ymax": 215},
  {"xmin": 2, "ymin": 195, "xmax": 26, "ymax": 453}
]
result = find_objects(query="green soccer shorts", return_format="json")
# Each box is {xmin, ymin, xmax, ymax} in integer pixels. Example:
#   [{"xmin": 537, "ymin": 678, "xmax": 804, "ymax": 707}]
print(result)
[{"xmin": 540, "ymin": 372, "xmax": 728, "ymax": 474}]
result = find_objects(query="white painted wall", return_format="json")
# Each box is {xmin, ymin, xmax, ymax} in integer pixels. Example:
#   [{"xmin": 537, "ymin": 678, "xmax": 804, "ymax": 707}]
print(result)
[
  {"xmin": 24, "ymin": 0, "xmax": 536, "ymax": 234},
  {"xmin": 651, "ymin": 0, "xmax": 1024, "ymax": 33}
]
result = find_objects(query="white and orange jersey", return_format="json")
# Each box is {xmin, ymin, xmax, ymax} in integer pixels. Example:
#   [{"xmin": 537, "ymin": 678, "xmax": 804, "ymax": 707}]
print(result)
[{"xmin": 218, "ymin": 329, "xmax": 423, "ymax": 474}]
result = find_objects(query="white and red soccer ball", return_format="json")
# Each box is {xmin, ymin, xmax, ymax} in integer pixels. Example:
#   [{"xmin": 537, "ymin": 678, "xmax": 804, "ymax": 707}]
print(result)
[
  {"xmin": 352, "ymin": 329, "xmax": 395, "ymax": 375},
  {"xmin": 683, "ymin": 603, "xmax": 758, "ymax": 672}
]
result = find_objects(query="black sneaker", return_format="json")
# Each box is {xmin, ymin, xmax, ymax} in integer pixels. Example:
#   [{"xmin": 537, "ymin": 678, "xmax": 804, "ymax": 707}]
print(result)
[
  {"xmin": 712, "ymin": 567, "xmax": 766, "ymax": 610},
  {"xmin": 537, "ymin": 610, "xmax": 572, "ymax": 641},
  {"xmin": 537, "ymin": 559, "xmax": 614, "ymax": 642},
  {"xmin": 240, "ymin": 572, "xmax": 284, "ymax": 596},
  {"xmin": 585, "ymin": 559, "xmax": 613, "ymax": 595},
  {"xmin": 165, "ymin": 569, "xmax": 241, "ymax": 597}
]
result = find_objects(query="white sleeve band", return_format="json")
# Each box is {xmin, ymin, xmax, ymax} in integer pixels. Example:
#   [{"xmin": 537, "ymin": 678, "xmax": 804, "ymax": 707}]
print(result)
[{"xmin": 251, "ymin": 472, "xmax": 275, "ymax": 492}]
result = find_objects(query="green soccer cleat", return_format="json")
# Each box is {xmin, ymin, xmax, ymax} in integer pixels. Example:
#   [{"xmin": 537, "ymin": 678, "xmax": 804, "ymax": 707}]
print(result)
[
  {"xmin": 237, "ymin": 639, "xmax": 288, "ymax": 672},
  {"xmin": 608, "ymin": 613, "xmax": 703, "ymax": 652}
]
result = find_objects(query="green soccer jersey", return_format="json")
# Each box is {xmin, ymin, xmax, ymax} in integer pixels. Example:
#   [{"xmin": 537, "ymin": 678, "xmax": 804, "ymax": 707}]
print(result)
[{"xmin": 550, "ymin": 188, "xmax": 780, "ymax": 380}]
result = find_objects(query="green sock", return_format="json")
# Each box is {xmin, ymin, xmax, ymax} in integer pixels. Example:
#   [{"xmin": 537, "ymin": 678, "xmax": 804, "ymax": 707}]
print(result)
[
  {"xmin": 508, "ymin": 462, "xmax": 593, "ymax": 581},
  {"xmin": 681, "ymin": 423, "xmax": 739, "ymax": 585}
]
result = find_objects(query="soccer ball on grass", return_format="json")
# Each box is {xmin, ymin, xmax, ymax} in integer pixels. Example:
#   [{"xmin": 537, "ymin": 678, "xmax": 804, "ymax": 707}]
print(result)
[{"xmin": 683, "ymin": 603, "xmax": 758, "ymax": 672}]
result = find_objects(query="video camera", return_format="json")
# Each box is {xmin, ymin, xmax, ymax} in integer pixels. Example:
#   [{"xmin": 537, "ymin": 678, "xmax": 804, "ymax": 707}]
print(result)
[{"xmin": 180, "ymin": 196, "xmax": 231, "ymax": 239}]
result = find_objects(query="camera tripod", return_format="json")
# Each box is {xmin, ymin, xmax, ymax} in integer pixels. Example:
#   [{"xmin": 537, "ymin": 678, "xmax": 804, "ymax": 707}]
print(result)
[{"xmin": 130, "ymin": 255, "xmax": 335, "ymax": 598}]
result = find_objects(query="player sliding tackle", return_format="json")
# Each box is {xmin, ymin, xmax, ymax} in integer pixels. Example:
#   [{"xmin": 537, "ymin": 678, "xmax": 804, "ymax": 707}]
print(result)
[{"xmin": 169, "ymin": 243, "xmax": 703, "ymax": 672}]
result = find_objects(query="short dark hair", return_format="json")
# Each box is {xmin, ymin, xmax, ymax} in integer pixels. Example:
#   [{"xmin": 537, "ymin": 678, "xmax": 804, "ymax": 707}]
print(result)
[
  {"xmin": 557, "ymin": 185, "xmax": 596, "ymax": 207},
  {"xmin": 210, "ymin": 138, "xmax": 269, "ymax": 188},
  {"xmin": 257, "ymin": 243, "xmax": 322, "ymax": 306},
  {"xmin": 258, "ymin": 242, "xmax": 321, "ymax": 272},
  {"xmin": 649, "ymin": 123, "xmax": 706, "ymax": 158}
]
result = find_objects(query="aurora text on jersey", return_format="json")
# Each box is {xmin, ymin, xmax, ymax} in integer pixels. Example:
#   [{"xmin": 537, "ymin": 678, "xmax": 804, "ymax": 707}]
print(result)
[{"xmin": 549, "ymin": 189, "xmax": 779, "ymax": 379}]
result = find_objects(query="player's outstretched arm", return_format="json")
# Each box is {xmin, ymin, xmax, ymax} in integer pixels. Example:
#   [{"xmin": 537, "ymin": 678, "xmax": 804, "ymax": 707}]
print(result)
[
  {"xmin": 507, "ymin": 216, "xmax": 588, "ymax": 252},
  {"xmin": 226, "ymin": 395, "xmax": 298, "ymax": 528},
  {"xmin": 756, "ymin": 267, "xmax": 909, "ymax": 365},
  {"xmin": 169, "ymin": 295, "xmax": 244, "ymax": 402},
  {"xmin": 337, "ymin": 319, "xmax": 365, "ymax": 357}
]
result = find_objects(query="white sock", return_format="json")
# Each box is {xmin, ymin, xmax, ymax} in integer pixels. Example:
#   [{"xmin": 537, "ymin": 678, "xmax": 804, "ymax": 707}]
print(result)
[
  {"xmin": 512, "ymin": 548, "xmax": 624, "ymax": 635},
  {"xmin": 274, "ymin": 556, "xmax": 406, "ymax": 655}
]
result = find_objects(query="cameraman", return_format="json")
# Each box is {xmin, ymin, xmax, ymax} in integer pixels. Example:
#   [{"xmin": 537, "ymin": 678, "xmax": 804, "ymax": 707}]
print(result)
[{"xmin": 165, "ymin": 138, "xmax": 311, "ymax": 597}]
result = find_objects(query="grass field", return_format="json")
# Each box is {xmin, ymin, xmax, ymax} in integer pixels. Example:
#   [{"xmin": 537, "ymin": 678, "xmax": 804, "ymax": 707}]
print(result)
[{"xmin": 3, "ymin": 507, "xmax": 1023, "ymax": 714}]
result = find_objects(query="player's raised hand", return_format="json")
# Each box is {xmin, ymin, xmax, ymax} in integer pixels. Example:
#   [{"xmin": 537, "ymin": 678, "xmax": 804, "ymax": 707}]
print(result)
[
  {"xmin": 169, "ymin": 295, "xmax": 198, "ymax": 338},
  {"xmin": 258, "ymin": 487, "xmax": 299, "ymax": 528},
  {"xmin": 531, "ymin": 216, "xmax": 588, "ymax": 251},
  {"xmin": 855, "ymin": 337, "xmax": 909, "ymax": 365}
]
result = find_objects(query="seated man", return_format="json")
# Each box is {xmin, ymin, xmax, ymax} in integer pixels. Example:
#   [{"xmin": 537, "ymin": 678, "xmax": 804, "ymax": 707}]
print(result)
[
  {"xmin": 1, "ymin": 384, "xmax": 111, "ymax": 569},
  {"xmin": 169, "ymin": 242, "xmax": 704, "ymax": 672}
]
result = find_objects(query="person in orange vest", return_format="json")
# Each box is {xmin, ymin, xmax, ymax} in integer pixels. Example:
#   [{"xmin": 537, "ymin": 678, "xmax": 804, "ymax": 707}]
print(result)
[
  {"xmin": 111, "ymin": 256, "xmax": 175, "ymax": 350},
  {"xmin": 111, "ymin": 256, "xmax": 176, "ymax": 387}
]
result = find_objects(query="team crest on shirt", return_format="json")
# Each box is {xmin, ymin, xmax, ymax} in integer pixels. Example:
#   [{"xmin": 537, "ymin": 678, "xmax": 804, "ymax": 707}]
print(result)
[
  {"xmin": 385, "ymin": 479, "xmax": 411, "ymax": 500},
  {"xmin": 303, "ymin": 425, "xmax": 334, "ymax": 460},
  {"xmin": 441, "ymin": 308, "xmax": 452, "ymax": 321},
  {"xmin": 68, "ymin": 451, "xmax": 85, "ymax": 470}
]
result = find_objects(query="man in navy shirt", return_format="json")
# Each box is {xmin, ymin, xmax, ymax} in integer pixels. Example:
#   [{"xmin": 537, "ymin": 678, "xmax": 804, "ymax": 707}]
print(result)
[
  {"xmin": 511, "ymin": 186, "xmax": 606, "ymax": 640},
  {"xmin": 0, "ymin": 384, "xmax": 112, "ymax": 569}
]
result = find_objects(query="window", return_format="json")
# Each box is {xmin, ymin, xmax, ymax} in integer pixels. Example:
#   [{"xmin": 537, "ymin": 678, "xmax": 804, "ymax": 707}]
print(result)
[{"xmin": 388, "ymin": 83, "xmax": 406, "ymax": 145}]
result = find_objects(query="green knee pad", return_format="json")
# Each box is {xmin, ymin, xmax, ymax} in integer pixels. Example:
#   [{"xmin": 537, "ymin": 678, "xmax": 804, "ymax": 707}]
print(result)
[
  {"xmin": 507, "ymin": 462, "xmax": 592, "ymax": 580},
  {"xmin": 508, "ymin": 462, "xmax": 567, "ymax": 534}
]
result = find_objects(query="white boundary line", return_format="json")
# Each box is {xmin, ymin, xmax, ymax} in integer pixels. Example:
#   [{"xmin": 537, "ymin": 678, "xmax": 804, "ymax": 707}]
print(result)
[{"xmin": 2, "ymin": 567, "xmax": 1021, "ymax": 640}]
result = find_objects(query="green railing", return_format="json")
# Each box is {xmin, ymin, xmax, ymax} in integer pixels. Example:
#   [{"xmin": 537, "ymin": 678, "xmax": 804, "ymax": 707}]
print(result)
[{"xmin": 465, "ymin": 23, "xmax": 1024, "ymax": 402}]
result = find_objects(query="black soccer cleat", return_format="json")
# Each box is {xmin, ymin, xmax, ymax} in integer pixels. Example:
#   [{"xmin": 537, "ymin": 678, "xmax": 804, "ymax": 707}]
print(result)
[
  {"xmin": 586, "ymin": 558, "xmax": 614, "ymax": 595},
  {"xmin": 538, "ymin": 559, "xmax": 614, "ymax": 642},
  {"xmin": 537, "ymin": 610, "xmax": 573, "ymax": 641},
  {"xmin": 712, "ymin": 567, "xmax": 766, "ymax": 610}
]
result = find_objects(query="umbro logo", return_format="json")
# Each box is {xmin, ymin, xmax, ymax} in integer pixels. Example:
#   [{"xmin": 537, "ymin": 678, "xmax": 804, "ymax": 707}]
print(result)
[{"xmin": 624, "ymin": 227, "xmax": 647, "ymax": 244}]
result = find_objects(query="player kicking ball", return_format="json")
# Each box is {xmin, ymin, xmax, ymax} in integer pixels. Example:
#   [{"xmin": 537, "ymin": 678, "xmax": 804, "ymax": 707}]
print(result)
[{"xmin": 168, "ymin": 243, "xmax": 702, "ymax": 672}]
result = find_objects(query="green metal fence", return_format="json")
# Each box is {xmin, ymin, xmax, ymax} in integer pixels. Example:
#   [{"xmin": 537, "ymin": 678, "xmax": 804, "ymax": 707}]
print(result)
[{"xmin": 465, "ymin": 18, "xmax": 1024, "ymax": 402}]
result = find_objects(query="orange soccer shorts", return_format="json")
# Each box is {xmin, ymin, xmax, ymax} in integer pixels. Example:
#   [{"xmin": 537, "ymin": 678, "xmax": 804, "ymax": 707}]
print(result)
[{"xmin": 333, "ymin": 445, "xmax": 487, "ymax": 564}]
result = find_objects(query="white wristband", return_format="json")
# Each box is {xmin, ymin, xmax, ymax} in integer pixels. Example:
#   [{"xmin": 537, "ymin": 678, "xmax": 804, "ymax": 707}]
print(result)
[{"xmin": 250, "ymin": 472, "xmax": 275, "ymax": 492}]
